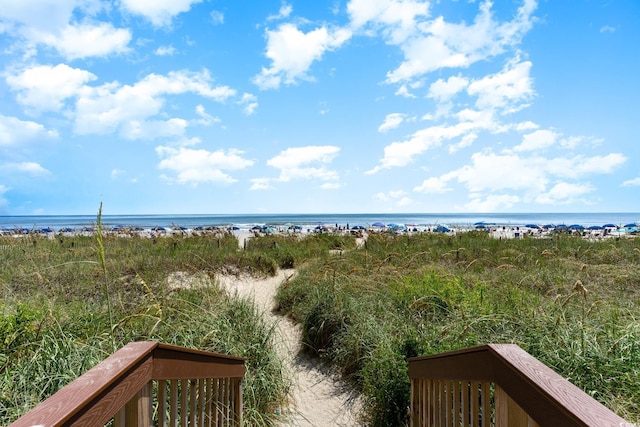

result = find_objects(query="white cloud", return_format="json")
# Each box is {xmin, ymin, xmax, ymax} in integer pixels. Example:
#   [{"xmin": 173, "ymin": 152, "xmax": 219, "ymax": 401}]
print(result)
[
  {"xmin": 1, "ymin": 162, "xmax": 51, "ymax": 176},
  {"xmin": 428, "ymin": 75, "xmax": 469, "ymax": 102},
  {"xmin": 268, "ymin": 2, "xmax": 293, "ymax": 21},
  {"xmin": 156, "ymin": 146, "xmax": 253, "ymax": 185},
  {"xmin": 600, "ymin": 25, "xmax": 616, "ymax": 33},
  {"xmin": 210, "ymin": 10, "xmax": 224, "ymax": 25},
  {"xmin": 468, "ymin": 58, "xmax": 534, "ymax": 113},
  {"xmin": 155, "ymin": 45, "xmax": 176, "ymax": 56},
  {"xmin": 374, "ymin": 190, "xmax": 412, "ymax": 206},
  {"xmin": 419, "ymin": 148, "xmax": 627, "ymax": 208},
  {"xmin": 0, "ymin": 0, "xmax": 100, "ymax": 33},
  {"xmin": 250, "ymin": 178, "xmax": 274, "ymax": 191},
  {"xmin": 265, "ymin": 145, "xmax": 341, "ymax": 184},
  {"xmin": 193, "ymin": 105, "xmax": 220, "ymax": 126},
  {"xmin": 239, "ymin": 93, "xmax": 258, "ymax": 115},
  {"xmin": 378, "ymin": 113, "xmax": 406, "ymax": 133},
  {"xmin": 513, "ymin": 129, "xmax": 559, "ymax": 152},
  {"xmin": 111, "ymin": 169, "xmax": 125, "ymax": 179},
  {"xmin": 6, "ymin": 63, "xmax": 97, "ymax": 112},
  {"xmin": 378, "ymin": 1, "xmax": 537, "ymax": 83},
  {"xmin": 367, "ymin": 110, "xmax": 499, "ymax": 173},
  {"xmin": 74, "ymin": 70, "xmax": 236, "ymax": 138},
  {"xmin": 253, "ymin": 23, "xmax": 352, "ymax": 90},
  {"xmin": 0, "ymin": 114, "xmax": 59, "ymax": 146},
  {"xmin": 622, "ymin": 177, "xmax": 640, "ymax": 187},
  {"xmin": 464, "ymin": 193, "xmax": 521, "ymax": 212},
  {"xmin": 119, "ymin": 0, "xmax": 204, "ymax": 28},
  {"xmin": 414, "ymin": 176, "xmax": 452, "ymax": 194},
  {"xmin": 37, "ymin": 22, "xmax": 131, "ymax": 60},
  {"xmin": 535, "ymin": 182, "xmax": 594, "ymax": 205},
  {"xmin": 348, "ymin": 0, "xmax": 430, "ymax": 44}
]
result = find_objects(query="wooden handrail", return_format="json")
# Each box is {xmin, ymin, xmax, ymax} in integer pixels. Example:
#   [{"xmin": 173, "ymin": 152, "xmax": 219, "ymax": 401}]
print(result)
[
  {"xmin": 408, "ymin": 344, "xmax": 629, "ymax": 427},
  {"xmin": 10, "ymin": 341, "xmax": 246, "ymax": 427}
]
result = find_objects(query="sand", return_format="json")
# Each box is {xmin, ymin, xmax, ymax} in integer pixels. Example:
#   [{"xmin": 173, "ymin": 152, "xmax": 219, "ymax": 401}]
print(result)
[{"xmin": 216, "ymin": 269, "xmax": 363, "ymax": 426}]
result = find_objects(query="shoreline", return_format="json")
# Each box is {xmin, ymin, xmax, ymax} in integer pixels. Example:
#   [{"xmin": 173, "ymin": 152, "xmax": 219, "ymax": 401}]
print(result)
[{"xmin": 1, "ymin": 221, "xmax": 637, "ymax": 241}]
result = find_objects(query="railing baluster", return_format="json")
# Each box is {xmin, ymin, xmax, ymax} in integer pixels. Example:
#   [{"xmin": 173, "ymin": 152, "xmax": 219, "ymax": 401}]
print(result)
[
  {"xmin": 190, "ymin": 379, "xmax": 197, "ymax": 426},
  {"xmin": 158, "ymin": 380, "xmax": 167, "ymax": 427},
  {"xmin": 170, "ymin": 379, "xmax": 178, "ymax": 427},
  {"xmin": 180, "ymin": 379, "xmax": 188, "ymax": 427}
]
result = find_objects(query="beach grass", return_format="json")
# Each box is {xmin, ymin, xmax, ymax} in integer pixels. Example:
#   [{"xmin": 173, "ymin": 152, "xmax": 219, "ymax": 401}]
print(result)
[
  {"xmin": 275, "ymin": 231, "xmax": 640, "ymax": 425},
  {"xmin": 2, "ymin": 227, "xmax": 639, "ymax": 426},
  {"xmin": 0, "ymin": 231, "xmax": 287, "ymax": 426}
]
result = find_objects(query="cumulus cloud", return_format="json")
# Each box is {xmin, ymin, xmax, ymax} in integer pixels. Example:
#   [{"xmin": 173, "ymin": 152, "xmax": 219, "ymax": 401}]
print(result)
[
  {"xmin": 210, "ymin": 10, "xmax": 224, "ymax": 25},
  {"xmin": 252, "ymin": 146, "xmax": 341, "ymax": 189},
  {"xmin": 0, "ymin": 1, "xmax": 131, "ymax": 60},
  {"xmin": 370, "ymin": 0, "xmax": 537, "ymax": 83},
  {"xmin": 414, "ymin": 149, "xmax": 627, "ymax": 210},
  {"xmin": 414, "ymin": 176, "xmax": 452, "ymax": 194},
  {"xmin": 267, "ymin": 2, "xmax": 293, "ymax": 21},
  {"xmin": 622, "ymin": 177, "xmax": 640, "ymax": 187},
  {"xmin": 38, "ymin": 22, "xmax": 131, "ymax": 60},
  {"xmin": 1, "ymin": 162, "xmax": 51, "ymax": 176},
  {"xmin": 348, "ymin": 0, "xmax": 430, "ymax": 44},
  {"xmin": 6, "ymin": 63, "xmax": 97, "ymax": 112},
  {"xmin": 374, "ymin": 190, "xmax": 412, "ymax": 206},
  {"xmin": 74, "ymin": 69, "xmax": 236, "ymax": 138},
  {"xmin": 467, "ymin": 58, "xmax": 534, "ymax": 113},
  {"xmin": 378, "ymin": 113, "xmax": 407, "ymax": 133},
  {"xmin": 513, "ymin": 129, "xmax": 559, "ymax": 152},
  {"xmin": 156, "ymin": 146, "xmax": 253, "ymax": 185},
  {"xmin": 155, "ymin": 45, "xmax": 176, "ymax": 56},
  {"xmin": 119, "ymin": 0, "xmax": 204, "ymax": 28},
  {"xmin": 427, "ymin": 75, "xmax": 469, "ymax": 103},
  {"xmin": 253, "ymin": 23, "xmax": 352, "ymax": 90},
  {"xmin": 0, "ymin": 114, "xmax": 59, "ymax": 146}
]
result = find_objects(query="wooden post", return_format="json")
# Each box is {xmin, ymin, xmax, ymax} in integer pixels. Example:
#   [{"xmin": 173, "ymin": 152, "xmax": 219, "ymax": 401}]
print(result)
[
  {"xmin": 495, "ymin": 385, "xmax": 538, "ymax": 427},
  {"xmin": 120, "ymin": 381, "xmax": 152, "ymax": 427}
]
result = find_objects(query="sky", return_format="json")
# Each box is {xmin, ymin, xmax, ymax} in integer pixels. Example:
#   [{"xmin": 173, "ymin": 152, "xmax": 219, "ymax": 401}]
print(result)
[{"xmin": 0, "ymin": 0, "xmax": 639, "ymax": 215}]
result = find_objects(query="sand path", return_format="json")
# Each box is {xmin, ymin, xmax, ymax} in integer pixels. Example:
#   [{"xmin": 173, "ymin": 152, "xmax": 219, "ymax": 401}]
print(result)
[{"xmin": 217, "ymin": 269, "xmax": 362, "ymax": 426}]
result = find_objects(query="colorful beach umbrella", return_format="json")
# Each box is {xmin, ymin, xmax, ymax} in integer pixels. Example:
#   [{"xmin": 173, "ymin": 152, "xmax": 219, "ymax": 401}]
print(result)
[{"xmin": 371, "ymin": 222, "xmax": 385, "ymax": 227}]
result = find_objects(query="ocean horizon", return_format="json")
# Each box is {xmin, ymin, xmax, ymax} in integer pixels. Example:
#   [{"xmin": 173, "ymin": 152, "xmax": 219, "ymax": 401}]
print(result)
[{"xmin": 1, "ymin": 212, "xmax": 639, "ymax": 231}]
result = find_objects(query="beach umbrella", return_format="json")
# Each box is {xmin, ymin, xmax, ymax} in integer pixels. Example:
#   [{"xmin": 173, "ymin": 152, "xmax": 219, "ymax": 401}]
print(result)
[
  {"xmin": 41, "ymin": 227, "xmax": 53, "ymax": 233},
  {"xmin": 371, "ymin": 222, "xmax": 385, "ymax": 227},
  {"xmin": 475, "ymin": 224, "xmax": 486, "ymax": 229},
  {"xmin": 434, "ymin": 225, "xmax": 450, "ymax": 233},
  {"xmin": 555, "ymin": 224, "xmax": 568, "ymax": 229},
  {"xmin": 474, "ymin": 221, "xmax": 485, "ymax": 225},
  {"xmin": 525, "ymin": 224, "xmax": 540, "ymax": 229},
  {"xmin": 587, "ymin": 225, "xmax": 603, "ymax": 230},
  {"xmin": 351, "ymin": 225, "xmax": 365, "ymax": 230},
  {"xmin": 568, "ymin": 224, "xmax": 584, "ymax": 230},
  {"xmin": 624, "ymin": 223, "xmax": 637, "ymax": 228},
  {"xmin": 230, "ymin": 226, "xmax": 240, "ymax": 230},
  {"xmin": 602, "ymin": 224, "xmax": 617, "ymax": 228},
  {"xmin": 542, "ymin": 224, "xmax": 554, "ymax": 229}
]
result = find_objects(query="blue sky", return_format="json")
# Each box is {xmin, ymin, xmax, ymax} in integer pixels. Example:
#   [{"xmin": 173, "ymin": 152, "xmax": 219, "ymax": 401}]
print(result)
[{"xmin": 0, "ymin": 0, "xmax": 638, "ymax": 215}]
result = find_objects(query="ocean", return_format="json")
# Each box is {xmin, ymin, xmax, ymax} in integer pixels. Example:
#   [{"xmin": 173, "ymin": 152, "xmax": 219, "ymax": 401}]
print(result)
[{"xmin": 0, "ymin": 213, "xmax": 638, "ymax": 232}]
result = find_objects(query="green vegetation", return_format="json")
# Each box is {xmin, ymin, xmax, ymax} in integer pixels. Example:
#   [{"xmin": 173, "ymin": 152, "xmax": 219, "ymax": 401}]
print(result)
[
  {"xmin": 2, "ymin": 225, "xmax": 639, "ymax": 426},
  {"xmin": 0, "ymin": 227, "xmax": 288, "ymax": 425},
  {"xmin": 275, "ymin": 231, "xmax": 640, "ymax": 425}
]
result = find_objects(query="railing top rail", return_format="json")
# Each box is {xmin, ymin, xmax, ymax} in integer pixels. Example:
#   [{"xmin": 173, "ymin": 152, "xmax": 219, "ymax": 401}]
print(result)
[
  {"xmin": 10, "ymin": 341, "xmax": 246, "ymax": 427},
  {"xmin": 408, "ymin": 343, "xmax": 629, "ymax": 427}
]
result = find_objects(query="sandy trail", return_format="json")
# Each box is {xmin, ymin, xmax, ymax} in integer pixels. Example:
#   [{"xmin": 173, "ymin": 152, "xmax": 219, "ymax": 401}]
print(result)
[{"xmin": 216, "ymin": 269, "xmax": 362, "ymax": 426}]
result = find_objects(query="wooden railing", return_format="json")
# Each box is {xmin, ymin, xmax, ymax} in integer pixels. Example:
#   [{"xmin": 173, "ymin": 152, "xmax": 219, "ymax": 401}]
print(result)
[
  {"xmin": 10, "ymin": 341, "xmax": 245, "ymax": 427},
  {"xmin": 408, "ymin": 344, "xmax": 629, "ymax": 427}
]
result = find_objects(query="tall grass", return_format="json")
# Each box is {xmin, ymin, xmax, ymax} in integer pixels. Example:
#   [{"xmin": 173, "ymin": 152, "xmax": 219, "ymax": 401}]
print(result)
[
  {"xmin": 275, "ymin": 232, "xmax": 640, "ymax": 425},
  {"xmin": 0, "ymin": 229, "xmax": 288, "ymax": 426}
]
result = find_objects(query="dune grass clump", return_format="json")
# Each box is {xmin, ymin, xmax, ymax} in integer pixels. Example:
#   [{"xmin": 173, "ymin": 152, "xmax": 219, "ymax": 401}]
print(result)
[
  {"xmin": 275, "ymin": 232, "xmax": 640, "ymax": 425},
  {"xmin": 0, "ymin": 228, "xmax": 288, "ymax": 426}
]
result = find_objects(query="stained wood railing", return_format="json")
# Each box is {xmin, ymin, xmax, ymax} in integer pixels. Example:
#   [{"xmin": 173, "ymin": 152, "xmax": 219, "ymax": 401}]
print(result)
[
  {"xmin": 10, "ymin": 341, "xmax": 245, "ymax": 427},
  {"xmin": 408, "ymin": 344, "xmax": 629, "ymax": 427}
]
